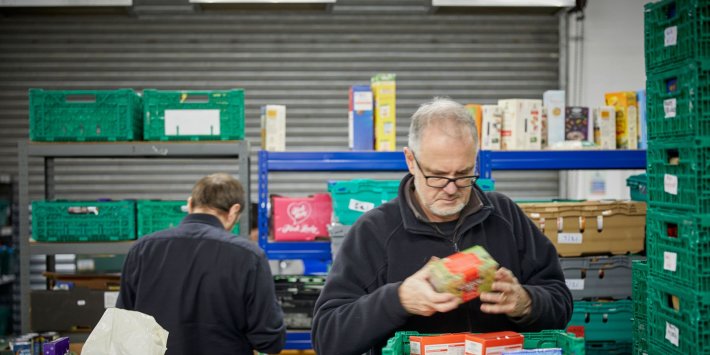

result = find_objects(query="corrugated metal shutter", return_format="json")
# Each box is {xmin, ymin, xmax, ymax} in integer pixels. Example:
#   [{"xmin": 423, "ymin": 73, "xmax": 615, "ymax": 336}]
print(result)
[{"xmin": 0, "ymin": 0, "xmax": 562, "ymax": 296}]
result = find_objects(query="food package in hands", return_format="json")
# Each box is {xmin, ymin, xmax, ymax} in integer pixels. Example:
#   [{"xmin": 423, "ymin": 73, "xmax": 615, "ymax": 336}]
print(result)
[{"xmin": 429, "ymin": 245, "xmax": 499, "ymax": 301}]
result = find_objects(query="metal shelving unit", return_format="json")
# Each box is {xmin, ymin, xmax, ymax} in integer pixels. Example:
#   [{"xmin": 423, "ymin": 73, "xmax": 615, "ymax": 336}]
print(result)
[
  {"xmin": 257, "ymin": 148, "xmax": 647, "ymax": 350},
  {"xmin": 17, "ymin": 140, "xmax": 251, "ymax": 333}
]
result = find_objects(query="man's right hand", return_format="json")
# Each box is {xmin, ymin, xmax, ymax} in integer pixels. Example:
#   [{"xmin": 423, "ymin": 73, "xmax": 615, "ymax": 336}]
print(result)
[{"xmin": 398, "ymin": 262, "xmax": 461, "ymax": 316}]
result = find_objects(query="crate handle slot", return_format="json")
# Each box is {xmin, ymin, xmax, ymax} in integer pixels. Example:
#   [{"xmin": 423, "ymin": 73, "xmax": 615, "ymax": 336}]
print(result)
[
  {"xmin": 598, "ymin": 269, "xmax": 605, "ymax": 279},
  {"xmin": 180, "ymin": 94, "xmax": 209, "ymax": 103},
  {"xmin": 64, "ymin": 94, "xmax": 97, "ymax": 103},
  {"xmin": 580, "ymin": 268, "xmax": 587, "ymax": 279},
  {"xmin": 666, "ymin": 149, "xmax": 680, "ymax": 165},
  {"xmin": 665, "ymin": 292, "xmax": 681, "ymax": 311},
  {"xmin": 666, "ymin": 223, "xmax": 678, "ymax": 238},
  {"xmin": 67, "ymin": 206, "xmax": 99, "ymax": 215},
  {"xmin": 665, "ymin": 77, "xmax": 678, "ymax": 95}
]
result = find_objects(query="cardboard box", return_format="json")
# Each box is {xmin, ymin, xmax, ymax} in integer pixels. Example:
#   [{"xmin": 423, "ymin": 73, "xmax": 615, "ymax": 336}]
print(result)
[
  {"xmin": 272, "ymin": 194, "xmax": 332, "ymax": 241},
  {"xmin": 371, "ymin": 73, "xmax": 396, "ymax": 151},
  {"xmin": 261, "ymin": 105, "xmax": 286, "ymax": 151},
  {"xmin": 605, "ymin": 92, "xmax": 638, "ymax": 149},
  {"xmin": 518, "ymin": 200, "xmax": 646, "ymax": 256},
  {"xmin": 594, "ymin": 107, "xmax": 617, "ymax": 149},
  {"xmin": 31, "ymin": 287, "xmax": 112, "ymax": 331},
  {"xmin": 564, "ymin": 107, "xmax": 590, "ymax": 141},
  {"xmin": 465, "ymin": 332, "xmax": 524, "ymax": 355},
  {"xmin": 410, "ymin": 334, "xmax": 466, "ymax": 355},
  {"xmin": 349, "ymin": 85, "xmax": 374, "ymax": 151},
  {"xmin": 429, "ymin": 246, "xmax": 498, "ymax": 302},
  {"xmin": 465, "ymin": 104, "xmax": 483, "ymax": 146},
  {"xmin": 543, "ymin": 90, "xmax": 565, "ymax": 146},
  {"xmin": 498, "ymin": 99, "xmax": 541, "ymax": 150},
  {"xmin": 481, "ymin": 105, "xmax": 502, "ymax": 150}
]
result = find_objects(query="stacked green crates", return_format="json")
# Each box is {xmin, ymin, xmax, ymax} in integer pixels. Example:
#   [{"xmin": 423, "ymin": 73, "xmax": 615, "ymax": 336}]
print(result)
[
  {"xmin": 136, "ymin": 200, "xmax": 239, "ymax": 237},
  {"xmin": 29, "ymin": 89, "xmax": 142, "ymax": 142},
  {"xmin": 567, "ymin": 301, "xmax": 634, "ymax": 343},
  {"xmin": 381, "ymin": 330, "xmax": 584, "ymax": 355},
  {"xmin": 328, "ymin": 178, "xmax": 495, "ymax": 226},
  {"xmin": 32, "ymin": 200, "xmax": 136, "ymax": 242},
  {"xmin": 632, "ymin": 261, "xmax": 648, "ymax": 355},
  {"xmin": 143, "ymin": 89, "xmax": 245, "ymax": 141},
  {"xmin": 644, "ymin": 1, "xmax": 710, "ymax": 353}
]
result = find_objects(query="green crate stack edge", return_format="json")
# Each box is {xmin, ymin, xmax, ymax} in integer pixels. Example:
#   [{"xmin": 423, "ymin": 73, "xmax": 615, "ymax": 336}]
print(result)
[
  {"xmin": 644, "ymin": 0, "xmax": 710, "ymax": 353},
  {"xmin": 29, "ymin": 89, "xmax": 245, "ymax": 142}
]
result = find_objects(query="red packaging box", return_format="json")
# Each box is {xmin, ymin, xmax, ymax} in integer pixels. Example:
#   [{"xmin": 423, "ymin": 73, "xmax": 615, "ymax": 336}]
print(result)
[{"xmin": 465, "ymin": 332, "xmax": 524, "ymax": 355}]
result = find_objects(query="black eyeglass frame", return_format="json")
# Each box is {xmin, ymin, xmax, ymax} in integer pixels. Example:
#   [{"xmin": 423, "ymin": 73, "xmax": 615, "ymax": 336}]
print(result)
[{"xmin": 411, "ymin": 153, "xmax": 479, "ymax": 189}]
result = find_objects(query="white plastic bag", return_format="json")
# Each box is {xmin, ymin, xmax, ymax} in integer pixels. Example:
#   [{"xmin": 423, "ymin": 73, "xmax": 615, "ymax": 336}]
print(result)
[{"xmin": 82, "ymin": 308, "xmax": 169, "ymax": 355}]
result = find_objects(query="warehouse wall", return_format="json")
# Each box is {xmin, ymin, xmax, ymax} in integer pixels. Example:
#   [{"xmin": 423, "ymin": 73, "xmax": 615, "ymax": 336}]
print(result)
[{"xmin": 0, "ymin": 0, "xmax": 562, "ymax": 205}]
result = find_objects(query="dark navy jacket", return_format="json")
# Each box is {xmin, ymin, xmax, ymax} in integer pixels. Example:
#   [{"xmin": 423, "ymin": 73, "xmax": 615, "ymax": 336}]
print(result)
[
  {"xmin": 117, "ymin": 213, "xmax": 286, "ymax": 355},
  {"xmin": 312, "ymin": 174, "xmax": 573, "ymax": 355}
]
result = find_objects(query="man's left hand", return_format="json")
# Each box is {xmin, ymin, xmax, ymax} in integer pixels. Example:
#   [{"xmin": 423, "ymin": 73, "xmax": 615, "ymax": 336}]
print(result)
[{"xmin": 479, "ymin": 267, "xmax": 531, "ymax": 318}]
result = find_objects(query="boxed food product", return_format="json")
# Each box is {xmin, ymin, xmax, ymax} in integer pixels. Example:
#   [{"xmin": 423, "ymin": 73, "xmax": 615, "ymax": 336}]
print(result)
[
  {"xmin": 518, "ymin": 200, "xmax": 646, "ymax": 256},
  {"xmin": 564, "ymin": 107, "xmax": 590, "ymax": 141},
  {"xmin": 349, "ymin": 85, "xmax": 374, "ymax": 151},
  {"xmin": 605, "ymin": 92, "xmax": 638, "ymax": 149},
  {"xmin": 498, "ymin": 99, "xmax": 541, "ymax": 150},
  {"xmin": 371, "ymin": 73, "xmax": 396, "ymax": 151},
  {"xmin": 410, "ymin": 334, "xmax": 466, "ymax": 355},
  {"xmin": 593, "ymin": 106, "xmax": 616, "ymax": 149},
  {"xmin": 261, "ymin": 105, "xmax": 286, "ymax": 151},
  {"xmin": 527, "ymin": 101, "xmax": 543, "ymax": 150},
  {"xmin": 466, "ymin": 104, "xmax": 483, "ymax": 145},
  {"xmin": 543, "ymin": 90, "xmax": 565, "ymax": 146},
  {"xmin": 429, "ymin": 246, "xmax": 498, "ymax": 301},
  {"xmin": 465, "ymin": 332, "xmax": 525, "ymax": 355},
  {"xmin": 636, "ymin": 90, "xmax": 647, "ymax": 149},
  {"xmin": 272, "ymin": 194, "xmax": 332, "ymax": 241},
  {"xmin": 481, "ymin": 105, "xmax": 503, "ymax": 150}
]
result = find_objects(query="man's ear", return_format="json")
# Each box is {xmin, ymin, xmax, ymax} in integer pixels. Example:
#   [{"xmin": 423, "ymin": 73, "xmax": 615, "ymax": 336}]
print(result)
[
  {"xmin": 403, "ymin": 147, "xmax": 416, "ymax": 176},
  {"xmin": 228, "ymin": 203, "xmax": 241, "ymax": 225},
  {"xmin": 187, "ymin": 197, "xmax": 194, "ymax": 214}
]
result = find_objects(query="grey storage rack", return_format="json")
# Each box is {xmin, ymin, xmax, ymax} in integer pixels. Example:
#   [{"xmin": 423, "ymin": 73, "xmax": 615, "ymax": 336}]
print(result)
[
  {"xmin": 561, "ymin": 255, "xmax": 645, "ymax": 300},
  {"xmin": 17, "ymin": 141, "xmax": 251, "ymax": 333}
]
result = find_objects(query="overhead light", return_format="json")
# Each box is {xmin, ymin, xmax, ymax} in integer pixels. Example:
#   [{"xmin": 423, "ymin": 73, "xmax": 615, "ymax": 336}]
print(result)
[
  {"xmin": 0, "ymin": 0, "xmax": 131, "ymax": 6},
  {"xmin": 432, "ymin": 0, "xmax": 574, "ymax": 6},
  {"xmin": 190, "ymin": 0, "xmax": 335, "ymax": 3}
]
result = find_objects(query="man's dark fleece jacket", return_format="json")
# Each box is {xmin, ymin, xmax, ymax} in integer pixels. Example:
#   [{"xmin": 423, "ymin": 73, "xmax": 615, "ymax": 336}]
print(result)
[{"xmin": 311, "ymin": 174, "xmax": 573, "ymax": 355}]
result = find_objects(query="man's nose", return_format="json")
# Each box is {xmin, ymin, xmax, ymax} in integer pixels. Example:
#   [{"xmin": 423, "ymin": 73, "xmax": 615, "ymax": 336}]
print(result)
[{"xmin": 443, "ymin": 180, "xmax": 459, "ymax": 194}]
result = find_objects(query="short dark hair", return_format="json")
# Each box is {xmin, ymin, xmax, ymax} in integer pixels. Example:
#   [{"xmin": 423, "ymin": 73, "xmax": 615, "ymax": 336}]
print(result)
[{"xmin": 190, "ymin": 173, "xmax": 245, "ymax": 214}]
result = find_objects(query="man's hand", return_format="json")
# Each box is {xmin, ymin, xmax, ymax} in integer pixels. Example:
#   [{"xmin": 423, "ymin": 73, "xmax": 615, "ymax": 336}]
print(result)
[
  {"xmin": 479, "ymin": 267, "xmax": 532, "ymax": 318},
  {"xmin": 398, "ymin": 262, "xmax": 461, "ymax": 316}
]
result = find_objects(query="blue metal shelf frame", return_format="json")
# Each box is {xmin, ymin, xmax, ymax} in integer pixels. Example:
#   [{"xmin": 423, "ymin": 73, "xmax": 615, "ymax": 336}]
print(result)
[
  {"xmin": 257, "ymin": 150, "xmax": 407, "ymax": 262},
  {"xmin": 477, "ymin": 150, "xmax": 647, "ymax": 179}
]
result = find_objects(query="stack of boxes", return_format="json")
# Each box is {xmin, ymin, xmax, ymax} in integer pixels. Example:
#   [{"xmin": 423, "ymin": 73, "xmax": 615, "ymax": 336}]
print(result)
[{"xmin": 640, "ymin": 1, "xmax": 710, "ymax": 354}]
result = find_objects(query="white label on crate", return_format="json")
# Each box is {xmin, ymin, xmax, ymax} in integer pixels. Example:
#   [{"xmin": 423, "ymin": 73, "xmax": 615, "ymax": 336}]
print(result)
[
  {"xmin": 465, "ymin": 341, "xmax": 483, "ymax": 355},
  {"xmin": 77, "ymin": 299, "xmax": 86, "ymax": 307},
  {"xmin": 664, "ymin": 174, "xmax": 679, "ymax": 195},
  {"xmin": 104, "ymin": 291, "xmax": 118, "ymax": 308},
  {"xmin": 353, "ymin": 91, "xmax": 373, "ymax": 112},
  {"xmin": 348, "ymin": 199, "xmax": 375, "ymax": 213},
  {"xmin": 666, "ymin": 322, "xmax": 680, "ymax": 346},
  {"xmin": 565, "ymin": 279, "xmax": 585, "ymax": 290},
  {"xmin": 664, "ymin": 251, "xmax": 678, "ymax": 272},
  {"xmin": 664, "ymin": 98, "xmax": 677, "ymax": 118},
  {"xmin": 558, "ymin": 233, "xmax": 583, "ymax": 244},
  {"xmin": 164, "ymin": 109, "xmax": 221, "ymax": 136},
  {"xmin": 410, "ymin": 341, "xmax": 421, "ymax": 355},
  {"xmin": 76, "ymin": 259, "xmax": 95, "ymax": 272},
  {"xmin": 665, "ymin": 26, "xmax": 678, "ymax": 47}
]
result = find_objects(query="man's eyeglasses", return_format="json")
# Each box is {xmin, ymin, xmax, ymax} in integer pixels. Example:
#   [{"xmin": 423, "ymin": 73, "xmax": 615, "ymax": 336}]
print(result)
[{"xmin": 412, "ymin": 154, "xmax": 479, "ymax": 189}]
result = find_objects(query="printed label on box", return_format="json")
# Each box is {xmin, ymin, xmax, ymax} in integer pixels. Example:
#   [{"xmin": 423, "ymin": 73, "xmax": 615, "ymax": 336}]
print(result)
[
  {"xmin": 664, "ymin": 251, "xmax": 677, "ymax": 272},
  {"xmin": 558, "ymin": 233, "xmax": 583, "ymax": 244},
  {"xmin": 565, "ymin": 279, "xmax": 585, "ymax": 290},
  {"xmin": 664, "ymin": 98, "xmax": 677, "ymax": 118},
  {"xmin": 349, "ymin": 199, "xmax": 375, "ymax": 213},
  {"xmin": 666, "ymin": 322, "xmax": 679, "ymax": 346},
  {"xmin": 411, "ymin": 341, "xmax": 421, "ymax": 355},
  {"xmin": 665, "ymin": 26, "xmax": 678, "ymax": 47},
  {"xmin": 354, "ymin": 91, "xmax": 373, "ymax": 112},
  {"xmin": 664, "ymin": 174, "xmax": 678, "ymax": 195},
  {"xmin": 165, "ymin": 109, "xmax": 220, "ymax": 136},
  {"xmin": 104, "ymin": 291, "xmax": 118, "ymax": 308},
  {"xmin": 424, "ymin": 344, "xmax": 449, "ymax": 354},
  {"xmin": 465, "ymin": 340, "xmax": 483, "ymax": 355}
]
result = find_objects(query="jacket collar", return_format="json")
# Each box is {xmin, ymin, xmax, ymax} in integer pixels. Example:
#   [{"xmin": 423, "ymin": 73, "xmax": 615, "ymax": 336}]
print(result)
[
  {"xmin": 399, "ymin": 173, "xmax": 494, "ymax": 236},
  {"xmin": 180, "ymin": 213, "xmax": 226, "ymax": 230}
]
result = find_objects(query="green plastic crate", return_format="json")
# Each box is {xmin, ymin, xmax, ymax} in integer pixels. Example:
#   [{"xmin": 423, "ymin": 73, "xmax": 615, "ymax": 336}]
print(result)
[
  {"xmin": 626, "ymin": 174, "xmax": 648, "ymax": 202},
  {"xmin": 646, "ymin": 137, "xmax": 710, "ymax": 213},
  {"xmin": 32, "ymin": 200, "xmax": 136, "ymax": 242},
  {"xmin": 644, "ymin": 0, "xmax": 710, "ymax": 72},
  {"xmin": 647, "ymin": 276, "xmax": 710, "ymax": 354},
  {"xmin": 381, "ymin": 330, "xmax": 584, "ymax": 355},
  {"xmin": 143, "ymin": 89, "xmax": 245, "ymax": 141},
  {"xmin": 328, "ymin": 178, "xmax": 494, "ymax": 225},
  {"xmin": 567, "ymin": 300, "xmax": 633, "ymax": 343},
  {"xmin": 137, "ymin": 200, "xmax": 239, "ymax": 237},
  {"xmin": 585, "ymin": 341, "xmax": 632, "ymax": 355},
  {"xmin": 646, "ymin": 61, "xmax": 710, "ymax": 139},
  {"xmin": 632, "ymin": 260, "xmax": 648, "ymax": 346},
  {"xmin": 646, "ymin": 208, "xmax": 710, "ymax": 291},
  {"xmin": 29, "ymin": 89, "xmax": 143, "ymax": 142}
]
